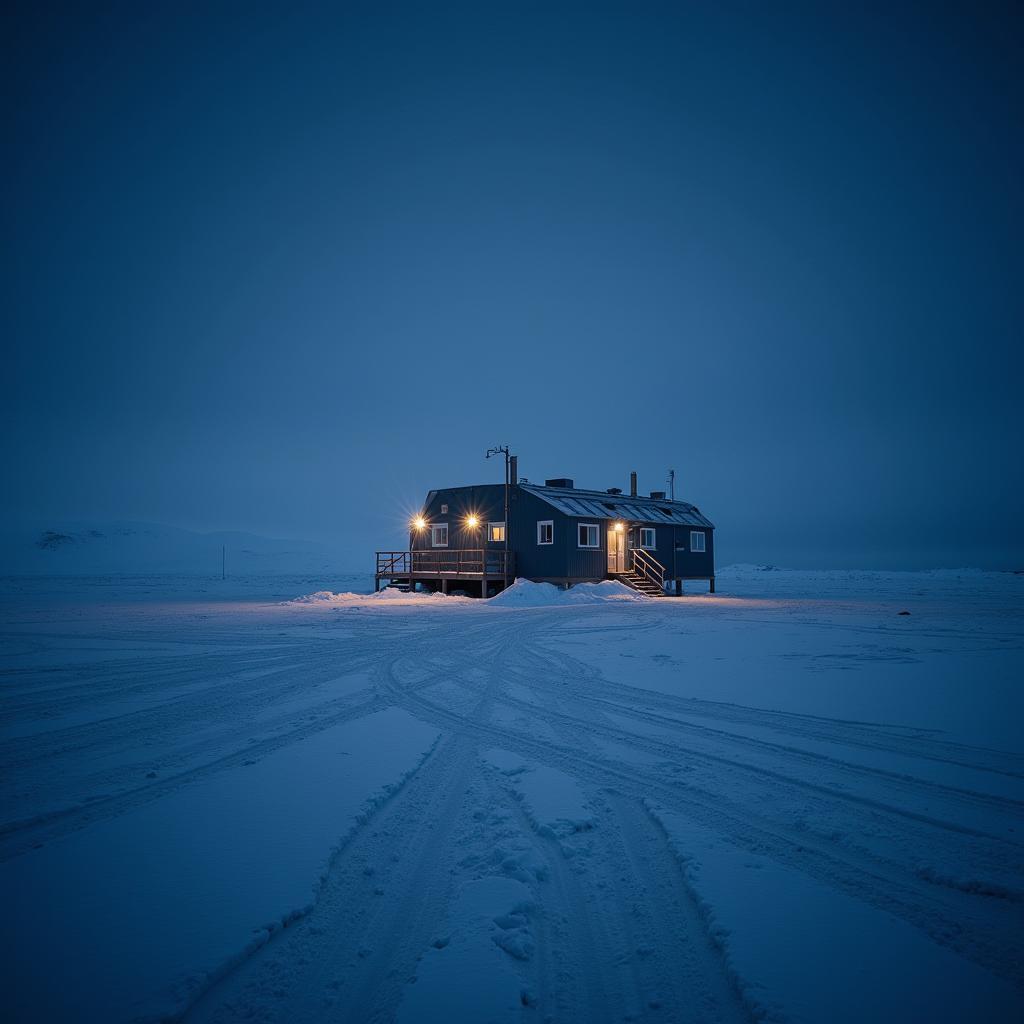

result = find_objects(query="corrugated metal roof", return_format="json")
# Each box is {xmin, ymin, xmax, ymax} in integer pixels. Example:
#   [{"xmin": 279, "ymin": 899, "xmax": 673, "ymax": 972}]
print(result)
[{"xmin": 520, "ymin": 484, "xmax": 714, "ymax": 528}]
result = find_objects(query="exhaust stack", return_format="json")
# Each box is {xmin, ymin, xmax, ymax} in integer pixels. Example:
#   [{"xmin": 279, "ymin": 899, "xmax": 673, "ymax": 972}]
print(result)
[{"xmin": 630, "ymin": 471, "xmax": 637, "ymax": 497}]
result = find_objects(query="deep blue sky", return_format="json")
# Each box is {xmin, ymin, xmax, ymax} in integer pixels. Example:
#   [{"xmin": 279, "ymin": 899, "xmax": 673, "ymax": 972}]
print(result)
[{"xmin": 4, "ymin": 2, "xmax": 1022, "ymax": 568}]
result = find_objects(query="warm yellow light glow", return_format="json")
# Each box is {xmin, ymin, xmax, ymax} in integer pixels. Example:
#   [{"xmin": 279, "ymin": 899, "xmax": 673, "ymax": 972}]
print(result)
[
  {"xmin": 466, "ymin": 515, "xmax": 479, "ymax": 528},
  {"xmin": 615, "ymin": 521, "xmax": 624, "ymax": 532},
  {"xmin": 412, "ymin": 517, "xmax": 426, "ymax": 530}
]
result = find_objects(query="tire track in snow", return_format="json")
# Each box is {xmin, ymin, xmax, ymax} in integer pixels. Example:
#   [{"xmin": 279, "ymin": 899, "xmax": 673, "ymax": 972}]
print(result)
[
  {"xmin": 525, "ymin": 612, "xmax": 1024, "ymax": 780},
  {"xmin": 375, "ymin": 634, "xmax": 1024, "ymax": 987},
  {"xmin": 195, "ymin": 735, "xmax": 484, "ymax": 1024},
  {"xmin": 390, "ymin": 630, "xmax": 1023, "ymax": 904},
  {"xmin": 603, "ymin": 791, "xmax": 758, "ymax": 1024},
  {"xmin": 184, "ymin": 617, "xmax": 526, "ymax": 1022},
  {"xmin": 0, "ymin": 692, "xmax": 390, "ymax": 861},
  {"xmin": 486, "ymin": 771, "xmax": 614, "ymax": 1023}
]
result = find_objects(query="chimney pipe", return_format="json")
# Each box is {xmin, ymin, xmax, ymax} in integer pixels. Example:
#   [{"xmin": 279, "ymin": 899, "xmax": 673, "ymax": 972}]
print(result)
[
  {"xmin": 630, "ymin": 471, "xmax": 637, "ymax": 497},
  {"xmin": 509, "ymin": 455, "xmax": 518, "ymax": 484}
]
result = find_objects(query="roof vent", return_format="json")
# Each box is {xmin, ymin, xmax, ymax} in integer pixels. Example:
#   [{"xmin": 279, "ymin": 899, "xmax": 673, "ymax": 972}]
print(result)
[
  {"xmin": 606, "ymin": 487, "xmax": 622, "ymax": 494},
  {"xmin": 649, "ymin": 490, "xmax": 666, "ymax": 500},
  {"xmin": 545, "ymin": 478, "xmax": 574, "ymax": 488}
]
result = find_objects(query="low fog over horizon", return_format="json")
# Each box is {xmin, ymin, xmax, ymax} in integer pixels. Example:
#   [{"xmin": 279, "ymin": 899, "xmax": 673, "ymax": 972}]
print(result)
[{"xmin": 4, "ymin": 5, "xmax": 1022, "ymax": 572}]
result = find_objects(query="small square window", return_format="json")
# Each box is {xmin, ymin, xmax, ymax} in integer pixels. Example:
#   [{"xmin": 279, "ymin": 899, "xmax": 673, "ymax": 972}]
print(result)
[
  {"xmin": 488, "ymin": 522, "xmax": 506, "ymax": 543},
  {"xmin": 440, "ymin": 504, "xmax": 448, "ymax": 514},
  {"xmin": 431, "ymin": 524, "xmax": 449, "ymax": 547},
  {"xmin": 578, "ymin": 523, "xmax": 599, "ymax": 548},
  {"xmin": 640, "ymin": 527, "xmax": 656, "ymax": 550},
  {"xmin": 537, "ymin": 520, "xmax": 553, "ymax": 545},
  {"xmin": 690, "ymin": 530, "xmax": 706, "ymax": 552}
]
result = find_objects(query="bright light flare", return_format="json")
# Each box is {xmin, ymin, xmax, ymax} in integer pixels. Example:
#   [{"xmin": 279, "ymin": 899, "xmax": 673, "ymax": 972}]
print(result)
[
  {"xmin": 614, "ymin": 521, "xmax": 624, "ymax": 532},
  {"xmin": 466, "ymin": 515, "xmax": 479, "ymax": 528},
  {"xmin": 412, "ymin": 517, "xmax": 426, "ymax": 530}
]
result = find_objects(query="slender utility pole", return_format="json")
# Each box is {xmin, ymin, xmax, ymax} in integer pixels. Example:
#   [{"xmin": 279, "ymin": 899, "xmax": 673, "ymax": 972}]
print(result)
[
  {"xmin": 668, "ymin": 468, "xmax": 675, "ymax": 501},
  {"xmin": 486, "ymin": 445, "xmax": 511, "ymax": 590}
]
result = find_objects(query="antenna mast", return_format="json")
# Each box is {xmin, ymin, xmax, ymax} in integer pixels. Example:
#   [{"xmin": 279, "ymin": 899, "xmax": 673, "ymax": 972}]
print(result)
[
  {"xmin": 486, "ymin": 445, "xmax": 512, "ymax": 591},
  {"xmin": 668, "ymin": 469, "xmax": 675, "ymax": 501}
]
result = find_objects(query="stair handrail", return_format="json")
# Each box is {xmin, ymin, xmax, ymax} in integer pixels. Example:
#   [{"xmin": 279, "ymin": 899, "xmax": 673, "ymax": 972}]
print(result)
[{"xmin": 630, "ymin": 547, "xmax": 665, "ymax": 592}]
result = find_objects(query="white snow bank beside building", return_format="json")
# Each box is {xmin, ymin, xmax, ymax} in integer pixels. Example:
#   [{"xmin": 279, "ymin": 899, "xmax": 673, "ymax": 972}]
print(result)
[
  {"xmin": 287, "ymin": 578, "xmax": 647, "ymax": 609},
  {"xmin": 287, "ymin": 588, "xmax": 473, "ymax": 606},
  {"xmin": 2, "ymin": 707, "xmax": 441, "ymax": 1023},
  {"xmin": 489, "ymin": 578, "xmax": 648, "ymax": 607}
]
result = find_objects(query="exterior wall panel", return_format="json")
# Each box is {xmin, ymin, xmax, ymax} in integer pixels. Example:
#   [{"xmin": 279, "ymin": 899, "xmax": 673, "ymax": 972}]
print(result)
[{"xmin": 408, "ymin": 484, "xmax": 715, "ymax": 586}]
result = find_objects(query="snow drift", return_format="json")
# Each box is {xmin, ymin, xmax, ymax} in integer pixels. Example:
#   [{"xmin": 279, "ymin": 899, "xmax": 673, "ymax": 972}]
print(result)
[
  {"xmin": 287, "ymin": 588, "xmax": 473, "ymax": 606},
  {"xmin": 488, "ymin": 578, "xmax": 649, "ymax": 607}
]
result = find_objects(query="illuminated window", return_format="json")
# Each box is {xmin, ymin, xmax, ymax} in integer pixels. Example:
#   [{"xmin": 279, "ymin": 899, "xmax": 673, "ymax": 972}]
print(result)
[
  {"xmin": 431, "ymin": 524, "xmax": 448, "ymax": 547},
  {"xmin": 537, "ymin": 520, "xmax": 553, "ymax": 545},
  {"xmin": 488, "ymin": 522, "xmax": 506, "ymax": 542},
  {"xmin": 640, "ymin": 527, "xmax": 656, "ymax": 549},
  {"xmin": 690, "ymin": 530, "xmax": 706, "ymax": 552},
  {"xmin": 578, "ymin": 523, "xmax": 599, "ymax": 548}
]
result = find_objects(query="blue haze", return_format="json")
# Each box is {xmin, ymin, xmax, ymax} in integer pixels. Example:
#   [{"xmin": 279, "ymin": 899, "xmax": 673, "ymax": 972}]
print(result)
[{"xmin": 3, "ymin": 3, "xmax": 1022, "ymax": 569}]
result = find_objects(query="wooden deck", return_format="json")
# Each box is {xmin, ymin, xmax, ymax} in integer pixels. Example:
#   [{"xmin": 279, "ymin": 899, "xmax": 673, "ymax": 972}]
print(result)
[{"xmin": 374, "ymin": 549, "xmax": 514, "ymax": 593}]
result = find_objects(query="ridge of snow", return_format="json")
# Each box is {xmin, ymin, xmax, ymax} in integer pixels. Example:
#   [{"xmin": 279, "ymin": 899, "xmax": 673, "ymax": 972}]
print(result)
[{"xmin": 488, "ymin": 578, "xmax": 649, "ymax": 607}]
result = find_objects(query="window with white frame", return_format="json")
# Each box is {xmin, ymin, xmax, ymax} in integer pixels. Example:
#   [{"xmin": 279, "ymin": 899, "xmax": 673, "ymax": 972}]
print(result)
[
  {"xmin": 440, "ymin": 504, "xmax": 448, "ymax": 513},
  {"xmin": 578, "ymin": 523, "xmax": 599, "ymax": 548},
  {"xmin": 690, "ymin": 530, "xmax": 706, "ymax": 552},
  {"xmin": 537, "ymin": 520, "xmax": 553, "ymax": 545},
  {"xmin": 431, "ymin": 524, "xmax": 448, "ymax": 547},
  {"xmin": 640, "ymin": 527, "xmax": 656, "ymax": 550},
  {"xmin": 488, "ymin": 522, "xmax": 506, "ymax": 543}
]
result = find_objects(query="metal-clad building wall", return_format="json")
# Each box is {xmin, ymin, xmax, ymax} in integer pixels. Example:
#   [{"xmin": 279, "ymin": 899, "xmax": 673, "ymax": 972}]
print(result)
[
  {"xmin": 412, "ymin": 484, "xmax": 508, "ymax": 551},
  {"xmin": 632, "ymin": 523, "xmax": 674, "ymax": 580},
  {"xmin": 411, "ymin": 484, "xmax": 714, "ymax": 584},
  {"xmin": 509, "ymin": 486, "xmax": 574, "ymax": 579},
  {"xmin": 670, "ymin": 524, "xmax": 715, "ymax": 578},
  {"xmin": 509, "ymin": 489, "xmax": 608, "ymax": 582},
  {"xmin": 562, "ymin": 518, "xmax": 609, "ymax": 581}
]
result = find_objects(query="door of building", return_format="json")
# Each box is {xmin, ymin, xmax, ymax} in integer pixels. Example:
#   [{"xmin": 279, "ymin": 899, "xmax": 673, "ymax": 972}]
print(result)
[{"xmin": 607, "ymin": 526, "xmax": 625, "ymax": 572}]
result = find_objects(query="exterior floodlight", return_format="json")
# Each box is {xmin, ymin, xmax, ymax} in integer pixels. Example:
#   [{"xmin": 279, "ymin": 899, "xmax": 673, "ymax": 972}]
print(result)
[
  {"xmin": 614, "ymin": 521, "xmax": 624, "ymax": 532},
  {"xmin": 466, "ymin": 515, "xmax": 479, "ymax": 528},
  {"xmin": 413, "ymin": 517, "xmax": 426, "ymax": 530}
]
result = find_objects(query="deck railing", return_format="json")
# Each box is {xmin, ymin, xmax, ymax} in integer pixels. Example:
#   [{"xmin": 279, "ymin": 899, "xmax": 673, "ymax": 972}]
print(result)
[
  {"xmin": 376, "ymin": 551, "xmax": 411, "ymax": 576},
  {"xmin": 630, "ymin": 547, "xmax": 665, "ymax": 592},
  {"xmin": 376, "ymin": 549, "xmax": 513, "ymax": 578}
]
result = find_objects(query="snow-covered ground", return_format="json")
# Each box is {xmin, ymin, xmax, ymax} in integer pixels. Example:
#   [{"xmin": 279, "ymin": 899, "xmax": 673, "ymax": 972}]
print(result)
[{"xmin": 0, "ymin": 567, "xmax": 1021, "ymax": 1022}]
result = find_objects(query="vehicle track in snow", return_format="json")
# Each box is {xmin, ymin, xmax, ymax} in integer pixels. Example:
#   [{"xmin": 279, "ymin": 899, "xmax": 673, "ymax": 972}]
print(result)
[
  {"xmin": 4, "ymin": 590, "xmax": 1022, "ymax": 1021},
  {"xmin": 184, "ymin": 621, "xmax": 519, "ymax": 1023},
  {"xmin": 374, "ymin": 611, "xmax": 1024, "ymax": 990}
]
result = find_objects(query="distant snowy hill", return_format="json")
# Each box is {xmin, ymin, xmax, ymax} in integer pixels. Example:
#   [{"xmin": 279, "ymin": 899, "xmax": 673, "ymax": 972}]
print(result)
[{"xmin": 0, "ymin": 522, "xmax": 350, "ymax": 575}]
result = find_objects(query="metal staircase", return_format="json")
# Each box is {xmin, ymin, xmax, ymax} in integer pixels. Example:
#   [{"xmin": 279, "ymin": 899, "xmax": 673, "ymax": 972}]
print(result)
[
  {"xmin": 614, "ymin": 571, "xmax": 665, "ymax": 597},
  {"xmin": 615, "ymin": 548, "xmax": 667, "ymax": 597}
]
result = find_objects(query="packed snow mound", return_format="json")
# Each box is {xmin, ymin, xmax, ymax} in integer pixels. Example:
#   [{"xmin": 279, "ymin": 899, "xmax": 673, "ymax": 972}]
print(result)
[
  {"xmin": 287, "ymin": 588, "xmax": 472, "ymax": 605},
  {"xmin": 489, "ymin": 578, "xmax": 649, "ymax": 607}
]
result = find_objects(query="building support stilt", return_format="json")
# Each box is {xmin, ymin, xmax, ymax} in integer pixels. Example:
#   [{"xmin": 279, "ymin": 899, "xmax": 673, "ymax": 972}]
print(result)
[
  {"xmin": 675, "ymin": 578, "xmax": 682, "ymax": 597},
  {"xmin": 709, "ymin": 577, "xmax": 715, "ymax": 594}
]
